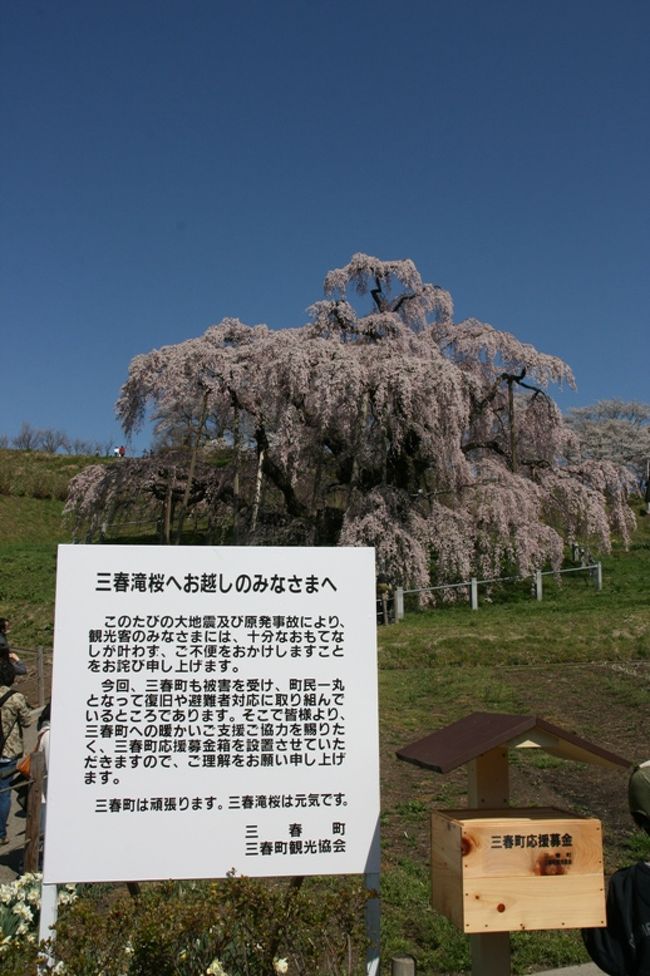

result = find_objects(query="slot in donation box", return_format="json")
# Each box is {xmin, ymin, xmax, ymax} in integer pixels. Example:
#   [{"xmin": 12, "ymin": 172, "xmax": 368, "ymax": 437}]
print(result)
[{"xmin": 431, "ymin": 807, "xmax": 606, "ymax": 933}]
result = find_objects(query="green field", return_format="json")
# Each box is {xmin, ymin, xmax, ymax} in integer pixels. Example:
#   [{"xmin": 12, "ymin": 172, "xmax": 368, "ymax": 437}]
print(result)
[{"xmin": 1, "ymin": 449, "xmax": 649, "ymax": 974}]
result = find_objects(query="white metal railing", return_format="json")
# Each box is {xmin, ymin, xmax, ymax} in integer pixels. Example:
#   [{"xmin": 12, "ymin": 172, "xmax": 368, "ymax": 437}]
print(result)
[{"xmin": 393, "ymin": 562, "xmax": 602, "ymax": 620}]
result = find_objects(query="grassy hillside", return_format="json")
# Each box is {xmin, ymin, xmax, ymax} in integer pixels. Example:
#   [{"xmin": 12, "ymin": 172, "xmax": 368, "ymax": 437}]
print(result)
[
  {"xmin": 0, "ymin": 450, "xmax": 95, "ymax": 646},
  {"xmin": 0, "ymin": 447, "xmax": 108, "ymax": 502},
  {"xmin": 1, "ymin": 450, "xmax": 649, "ymax": 973}
]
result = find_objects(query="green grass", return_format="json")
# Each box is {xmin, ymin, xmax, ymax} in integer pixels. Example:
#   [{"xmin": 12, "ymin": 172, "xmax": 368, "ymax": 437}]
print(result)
[
  {"xmin": 0, "ymin": 494, "xmax": 68, "ymax": 543},
  {"xmin": 381, "ymin": 514, "xmax": 650, "ymax": 670},
  {"xmin": 0, "ymin": 494, "xmax": 69, "ymax": 645},
  {"xmin": 1, "ymin": 451, "xmax": 649, "ymax": 974},
  {"xmin": 0, "ymin": 451, "xmax": 108, "ymax": 644}
]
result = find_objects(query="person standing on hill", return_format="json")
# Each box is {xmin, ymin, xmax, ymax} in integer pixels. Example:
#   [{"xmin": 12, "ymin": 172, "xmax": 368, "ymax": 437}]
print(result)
[
  {"xmin": 583, "ymin": 761, "xmax": 650, "ymax": 975},
  {"xmin": 0, "ymin": 657, "xmax": 32, "ymax": 844}
]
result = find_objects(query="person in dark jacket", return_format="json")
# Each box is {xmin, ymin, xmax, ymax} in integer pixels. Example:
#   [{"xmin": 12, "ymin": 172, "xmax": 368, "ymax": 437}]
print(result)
[
  {"xmin": 0, "ymin": 618, "xmax": 27, "ymax": 675},
  {"xmin": 582, "ymin": 761, "xmax": 650, "ymax": 975}
]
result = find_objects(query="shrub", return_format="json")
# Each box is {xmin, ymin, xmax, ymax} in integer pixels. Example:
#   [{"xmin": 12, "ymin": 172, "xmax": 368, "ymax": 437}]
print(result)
[{"xmin": 0, "ymin": 876, "xmax": 368, "ymax": 976}]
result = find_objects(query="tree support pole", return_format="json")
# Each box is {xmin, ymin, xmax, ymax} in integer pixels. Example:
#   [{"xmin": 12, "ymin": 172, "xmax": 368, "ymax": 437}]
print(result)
[
  {"xmin": 250, "ymin": 448, "xmax": 265, "ymax": 534},
  {"xmin": 507, "ymin": 378, "xmax": 517, "ymax": 474}
]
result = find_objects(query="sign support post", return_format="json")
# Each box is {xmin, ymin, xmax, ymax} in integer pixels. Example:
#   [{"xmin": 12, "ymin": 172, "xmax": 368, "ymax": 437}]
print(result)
[
  {"xmin": 365, "ymin": 871, "xmax": 381, "ymax": 976},
  {"xmin": 37, "ymin": 883, "xmax": 58, "ymax": 971},
  {"xmin": 467, "ymin": 748, "xmax": 511, "ymax": 976}
]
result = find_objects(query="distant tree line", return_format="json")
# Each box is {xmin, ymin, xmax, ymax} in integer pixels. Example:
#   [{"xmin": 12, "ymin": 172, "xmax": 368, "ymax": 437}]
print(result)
[{"xmin": 0, "ymin": 422, "xmax": 114, "ymax": 457}]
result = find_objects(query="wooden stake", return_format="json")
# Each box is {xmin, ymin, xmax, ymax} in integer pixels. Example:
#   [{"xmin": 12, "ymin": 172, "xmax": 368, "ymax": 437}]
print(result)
[
  {"xmin": 37, "ymin": 647, "xmax": 45, "ymax": 708},
  {"xmin": 467, "ymin": 748, "xmax": 511, "ymax": 975},
  {"xmin": 24, "ymin": 751, "xmax": 45, "ymax": 873}
]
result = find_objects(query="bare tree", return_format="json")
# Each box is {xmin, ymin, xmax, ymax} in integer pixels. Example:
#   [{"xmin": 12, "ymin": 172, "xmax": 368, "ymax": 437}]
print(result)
[
  {"xmin": 39, "ymin": 428, "xmax": 70, "ymax": 454},
  {"xmin": 12, "ymin": 422, "xmax": 41, "ymax": 451},
  {"xmin": 69, "ymin": 438, "xmax": 98, "ymax": 456}
]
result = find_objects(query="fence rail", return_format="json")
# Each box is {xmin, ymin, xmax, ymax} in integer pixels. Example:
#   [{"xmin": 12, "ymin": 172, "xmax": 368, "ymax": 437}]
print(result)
[{"xmin": 393, "ymin": 562, "xmax": 602, "ymax": 620}]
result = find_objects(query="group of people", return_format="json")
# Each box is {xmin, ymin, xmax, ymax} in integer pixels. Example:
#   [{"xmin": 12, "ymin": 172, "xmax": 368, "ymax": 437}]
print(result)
[{"xmin": 0, "ymin": 617, "xmax": 48, "ymax": 845}]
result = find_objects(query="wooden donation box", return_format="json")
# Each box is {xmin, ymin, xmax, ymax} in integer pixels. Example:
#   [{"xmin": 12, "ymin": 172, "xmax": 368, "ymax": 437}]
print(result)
[
  {"xmin": 397, "ymin": 712, "xmax": 631, "ymax": 955},
  {"xmin": 431, "ymin": 806, "xmax": 605, "ymax": 933}
]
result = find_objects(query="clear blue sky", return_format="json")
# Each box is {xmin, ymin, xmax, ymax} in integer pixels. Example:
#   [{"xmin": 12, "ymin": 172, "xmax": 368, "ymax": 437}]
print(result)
[{"xmin": 2, "ymin": 0, "xmax": 648, "ymax": 453}]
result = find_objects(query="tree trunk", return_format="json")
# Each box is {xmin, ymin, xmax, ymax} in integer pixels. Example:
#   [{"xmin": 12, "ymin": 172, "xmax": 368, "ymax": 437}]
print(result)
[
  {"xmin": 175, "ymin": 392, "xmax": 209, "ymax": 543},
  {"xmin": 308, "ymin": 435, "xmax": 325, "ymax": 544}
]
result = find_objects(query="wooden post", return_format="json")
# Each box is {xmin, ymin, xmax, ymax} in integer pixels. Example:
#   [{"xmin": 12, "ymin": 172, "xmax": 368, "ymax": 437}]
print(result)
[
  {"xmin": 365, "ymin": 871, "xmax": 381, "ymax": 976},
  {"xmin": 24, "ymin": 751, "xmax": 45, "ymax": 873},
  {"xmin": 467, "ymin": 748, "xmax": 511, "ymax": 976},
  {"xmin": 382, "ymin": 592, "xmax": 389, "ymax": 626},
  {"xmin": 470, "ymin": 578, "xmax": 478, "ymax": 611},
  {"xmin": 37, "ymin": 647, "xmax": 45, "ymax": 708},
  {"xmin": 535, "ymin": 569, "xmax": 543, "ymax": 602},
  {"xmin": 470, "ymin": 934, "xmax": 512, "ymax": 976},
  {"xmin": 467, "ymin": 748, "xmax": 509, "ymax": 809},
  {"xmin": 394, "ymin": 587, "xmax": 404, "ymax": 622},
  {"xmin": 595, "ymin": 562, "xmax": 603, "ymax": 592},
  {"xmin": 391, "ymin": 955, "xmax": 416, "ymax": 976}
]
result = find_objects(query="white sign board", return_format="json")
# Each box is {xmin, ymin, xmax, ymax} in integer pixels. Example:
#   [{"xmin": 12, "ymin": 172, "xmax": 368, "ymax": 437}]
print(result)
[{"xmin": 43, "ymin": 545, "xmax": 380, "ymax": 884}]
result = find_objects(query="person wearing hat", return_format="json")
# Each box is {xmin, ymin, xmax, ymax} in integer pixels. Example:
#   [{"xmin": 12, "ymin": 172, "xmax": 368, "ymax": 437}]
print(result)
[{"xmin": 582, "ymin": 761, "xmax": 650, "ymax": 975}]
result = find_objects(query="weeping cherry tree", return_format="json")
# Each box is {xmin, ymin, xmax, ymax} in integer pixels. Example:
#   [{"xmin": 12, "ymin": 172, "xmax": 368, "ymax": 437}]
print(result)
[{"xmin": 65, "ymin": 254, "xmax": 635, "ymax": 592}]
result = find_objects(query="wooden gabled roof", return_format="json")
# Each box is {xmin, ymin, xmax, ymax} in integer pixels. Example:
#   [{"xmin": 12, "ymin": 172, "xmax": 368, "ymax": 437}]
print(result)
[{"xmin": 396, "ymin": 712, "xmax": 631, "ymax": 773}]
